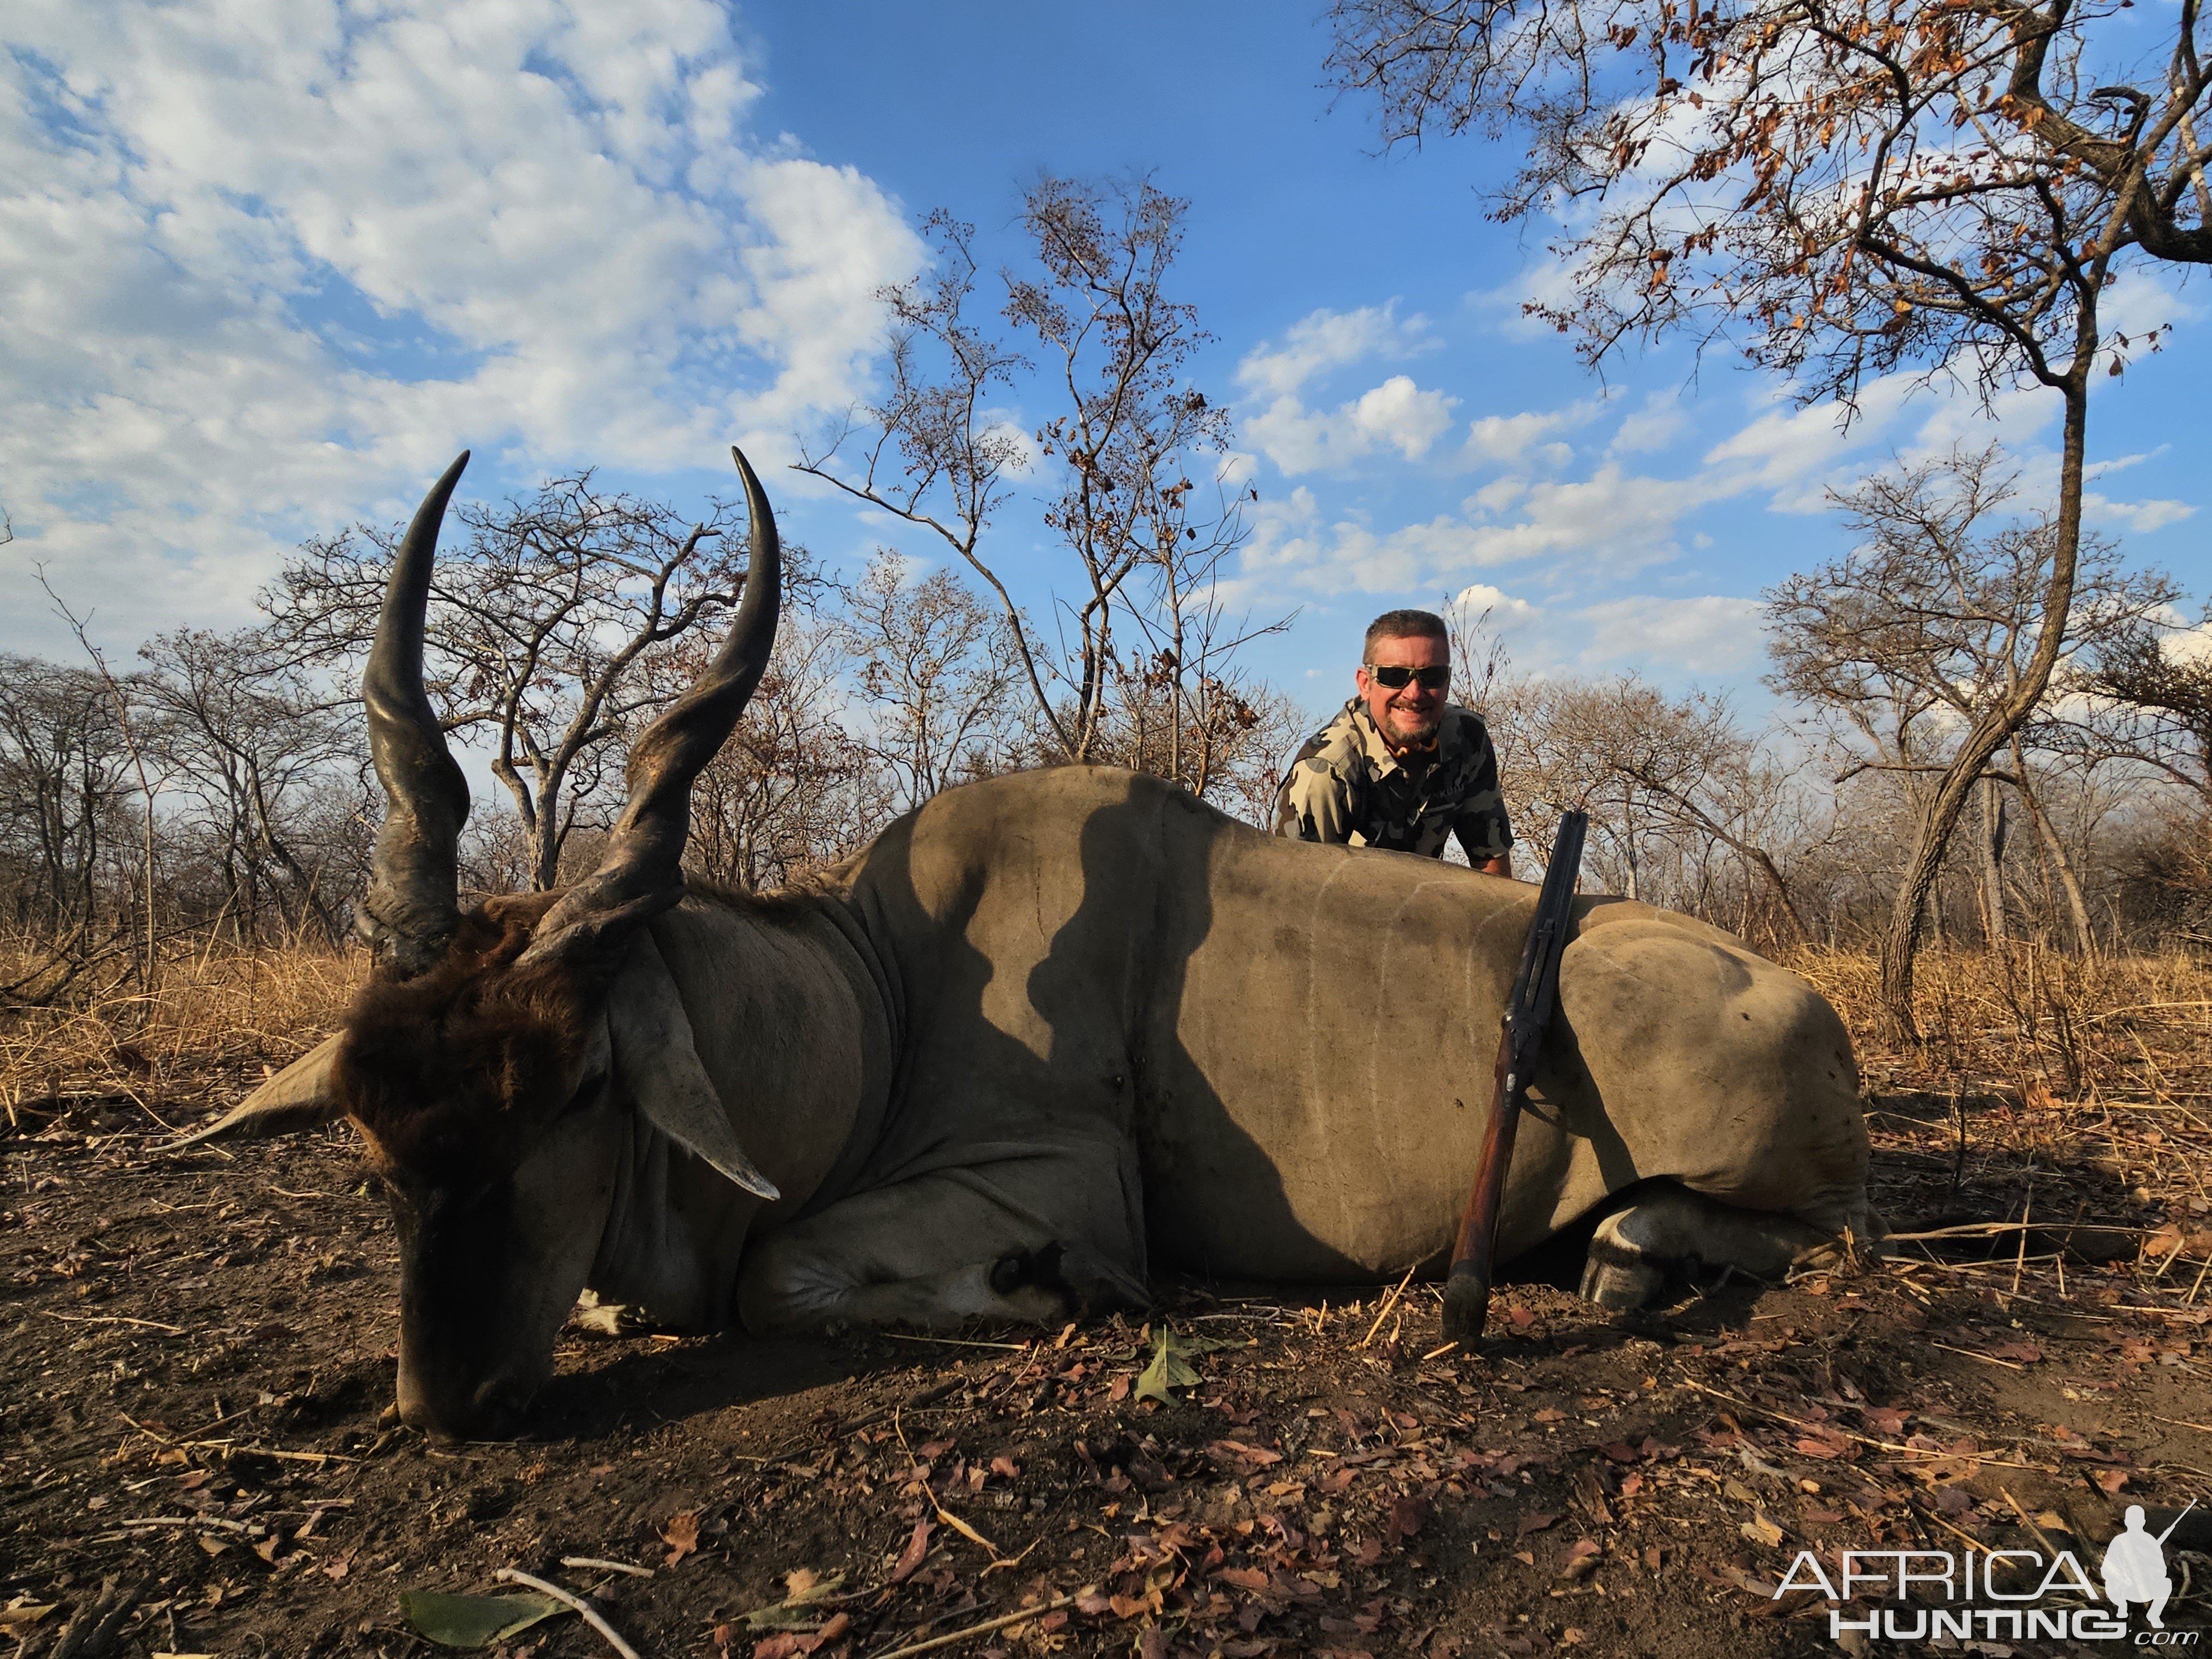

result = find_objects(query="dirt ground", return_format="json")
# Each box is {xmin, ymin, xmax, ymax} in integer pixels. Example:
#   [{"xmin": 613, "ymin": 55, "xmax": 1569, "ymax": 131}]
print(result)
[{"xmin": 8, "ymin": 1043, "xmax": 2212, "ymax": 1659}]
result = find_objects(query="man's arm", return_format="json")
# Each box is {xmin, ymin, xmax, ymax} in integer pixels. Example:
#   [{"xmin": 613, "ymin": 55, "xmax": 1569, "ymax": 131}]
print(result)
[
  {"xmin": 1464, "ymin": 841, "xmax": 1512, "ymax": 878},
  {"xmin": 1450, "ymin": 719, "xmax": 1514, "ymax": 875},
  {"xmin": 1276, "ymin": 754, "xmax": 1358, "ymax": 843}
]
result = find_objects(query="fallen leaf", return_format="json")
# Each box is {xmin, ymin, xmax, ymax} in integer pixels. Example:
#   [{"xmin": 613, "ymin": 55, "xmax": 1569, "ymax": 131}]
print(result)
[
  {"xmin": 1386, "ymin": 1496, "xmax": 1431, "ymax": 1545},
  {"xmin": 1559, "ymin": 1538, "xmax": 1601, "ymax": 1581},
  {"xmin": 2096, "ymin": 1468, "xmax": 2129, "ymax": 1495},
  {"xmin": 1531, "ymin": 1408, "xmax": 1566, "ymax": 1425},
  {"xmin": 1136, "ymin": 1327, "xmax": 1202, "ymax": 1405},
  {"xmin": 661, "ymin": 1510, "xmax": 700, "ymax": 1568},
  {"xmin": 1990, "ymin": 1342, "xmax": 2043, "ymax": 1364},
  {"xmin": 1516, "ymin": 1511, "xmax": 1560, "ymax": 1538},
  {"xmin": 1075, "ymin": 1589, "xmax": 1114, "ymax": 1616},
  {"xmin": 1741, "ymin": 1514, "xmax": 1785, "ymax": 1549},
  {"xmin": 400, "ymin": 1590, "xmax": 569, "ymax": 1650},
  {"xmin": 889, "ymin": 1516, "xmax": 933, "ymax": 1583}
]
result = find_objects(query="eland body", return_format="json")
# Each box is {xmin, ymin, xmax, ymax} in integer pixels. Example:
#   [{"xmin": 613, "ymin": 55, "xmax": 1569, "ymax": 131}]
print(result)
[{"xmin": 192, "ymin": 452, "xmax": 1875, "ymax": 1439}]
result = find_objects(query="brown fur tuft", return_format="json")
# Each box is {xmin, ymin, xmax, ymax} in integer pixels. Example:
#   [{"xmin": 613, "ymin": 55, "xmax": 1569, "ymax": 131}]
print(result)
[{"xmin": 336, "ymin": 900, "xmax": 598, "ymax": 1176}]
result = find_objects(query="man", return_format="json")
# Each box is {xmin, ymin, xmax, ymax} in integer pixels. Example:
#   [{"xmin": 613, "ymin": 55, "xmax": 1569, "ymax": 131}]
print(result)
[{"xmin": 1274, "ymin": 609, "xmax": 1512, "ymax": 873}]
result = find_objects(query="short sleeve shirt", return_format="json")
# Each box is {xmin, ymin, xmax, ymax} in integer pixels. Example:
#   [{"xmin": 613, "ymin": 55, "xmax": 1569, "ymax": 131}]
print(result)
[{"xmin": 1272, "ymin": 698, "xmax": 1512, "ymax": 861}]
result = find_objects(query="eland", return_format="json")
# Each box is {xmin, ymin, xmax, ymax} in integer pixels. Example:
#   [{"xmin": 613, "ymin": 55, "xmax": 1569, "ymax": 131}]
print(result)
[{"xmin": 183, "ymin": 448, "xmax": 1876, "ymax": 1440}]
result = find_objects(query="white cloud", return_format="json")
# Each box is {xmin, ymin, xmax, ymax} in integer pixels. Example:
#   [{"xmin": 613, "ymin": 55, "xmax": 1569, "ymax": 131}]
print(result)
[
  {"xmin": 1235, "ymin": 301, "xmax": 1436, "ymax": 399},
  {"xmin": 2084, "ymin": 493, "xmax": 2197, "ymax": 534},
  {"xmin": 1461, "ymin": 400, "xmax": 1601, "ymax": 466},
  {"xmin": 1446, "ymin": 581, "xmax": 1541, "ymax": 625},
  {"xmin": 1234, "ymin": 303, "xmax": 1459, "ymax": 475},
  {"xmin": 1244, "ymin": 374, "xmax": 1459, "ymax": 474},
  {"xmin": 1, "ymin": 0, "xmax": 924, "ymax": 653},
  {"xmin": 1609, "ymin": 389, "xmax": 1688, "ymax": 455},
  {"xmin": 1572, "ymin": 594, "xmax": 1765, "ymax": 674}
]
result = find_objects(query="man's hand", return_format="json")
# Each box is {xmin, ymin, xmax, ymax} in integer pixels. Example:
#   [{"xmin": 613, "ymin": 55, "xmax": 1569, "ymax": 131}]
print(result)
[{"xmin": 1474, "ymin": 853, "xmax": 1512, "ymax": 878}]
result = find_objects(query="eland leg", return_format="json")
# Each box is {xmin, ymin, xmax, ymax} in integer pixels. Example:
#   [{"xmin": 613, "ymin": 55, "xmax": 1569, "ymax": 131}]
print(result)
[
  {"xmin": 1579, "ymin": 1182, "xmax": 1853, "ymax": 1310},
  {"xmin": 736, "ymin": 1160, "xmax": 1147, "ymax": 1334}
]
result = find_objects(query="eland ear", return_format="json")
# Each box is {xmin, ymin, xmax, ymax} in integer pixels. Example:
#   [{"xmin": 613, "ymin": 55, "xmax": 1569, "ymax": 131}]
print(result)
[
  {"xmin": 170, "ymin": 1034, "xmax": 347, "ymax": 1150},
  {"xmin": 606, "ymin": 938, "xmax": 780, "ymax": 1202}
]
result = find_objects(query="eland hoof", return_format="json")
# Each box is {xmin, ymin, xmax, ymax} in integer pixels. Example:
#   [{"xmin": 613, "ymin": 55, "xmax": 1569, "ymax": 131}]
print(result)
[{"xmin": 1579, "ymin": 1255, "xmax": 1664, "ymax": 1310}]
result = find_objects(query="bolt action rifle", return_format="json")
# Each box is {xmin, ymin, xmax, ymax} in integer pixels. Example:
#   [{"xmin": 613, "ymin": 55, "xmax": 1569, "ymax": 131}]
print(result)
[{"xmin": 1440, "ymin": 810, "xmax": 1588, "ymax": 1345}]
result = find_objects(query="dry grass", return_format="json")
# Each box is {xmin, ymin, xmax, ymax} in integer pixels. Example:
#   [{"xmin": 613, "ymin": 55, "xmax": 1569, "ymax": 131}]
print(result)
[
  {"xmin": 1786, "ymin": 942, "xmax": 2212, "ymax": 1297},
  {"xmin": 0, "ymin": 940, "xmax": 361, "ymax": 1136}
]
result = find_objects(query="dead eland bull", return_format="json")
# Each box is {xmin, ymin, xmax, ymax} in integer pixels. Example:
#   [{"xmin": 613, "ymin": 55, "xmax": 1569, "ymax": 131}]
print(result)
[{"xmin": 182, "ymin": 448, "xmax": 1875, "ymax": 1440}]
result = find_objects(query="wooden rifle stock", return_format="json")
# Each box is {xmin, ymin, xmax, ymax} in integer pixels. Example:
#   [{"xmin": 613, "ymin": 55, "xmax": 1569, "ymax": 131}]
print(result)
[{"xmin": 1439, "ymin": 811, "xmax": 1588, "ymax": 1344}]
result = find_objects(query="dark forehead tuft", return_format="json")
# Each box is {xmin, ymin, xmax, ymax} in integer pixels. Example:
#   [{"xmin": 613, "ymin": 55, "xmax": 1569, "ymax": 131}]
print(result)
[{"xmin": 337, "ymin": 902, "xmax": 594, "ymax": 1171}]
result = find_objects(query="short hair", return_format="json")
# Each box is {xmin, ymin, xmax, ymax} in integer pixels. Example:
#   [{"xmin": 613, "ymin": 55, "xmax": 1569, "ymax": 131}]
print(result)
[{"xmin": 1364, "ymin": 609, "xmax": 1448, "ymax": 656}]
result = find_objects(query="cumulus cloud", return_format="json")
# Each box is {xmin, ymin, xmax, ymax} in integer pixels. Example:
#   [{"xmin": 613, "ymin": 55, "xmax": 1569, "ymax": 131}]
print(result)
[
  {"xmin": 1461, "ymin": 401, "xmax": 1601, "ymax": 466},
  {"xmin": 1234, "ymin": 302, "xmax": 1460, "ymax": 475},
  {"xmin": 1244, "ymin": 374, "xmax": 1459, "ymax": 474},
  {"xmin": 1, "ymin": 0, "xmax": 924, "ymax": 652},
  {"xmin": 1235, "ymin": 301, "xmax": 1437, "ymax": 400},
  {"xmin": 1608, "ymin": 389, "xmax": 1689, "ymax": 455},
  {"xmin": 1572, "ymin": 594, "xmax": 1766, "ymax": 674},
  {"xmin": 2084, "ymin": 493, "xmax": 2197, "ymax": 534},
  {"xmin": 1433, "ymin": 582, "xmax": 1763, "ymax": 677}
]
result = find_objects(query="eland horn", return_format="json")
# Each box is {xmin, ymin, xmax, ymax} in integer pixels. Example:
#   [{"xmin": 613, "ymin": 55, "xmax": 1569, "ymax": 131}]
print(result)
[
  {"xmin": 518, "ymin": 445, "xmax": 781, "ymax": 967},
  {"xmin": 358, "ymin": 452, "xmax": 473, "ymax": 979}
]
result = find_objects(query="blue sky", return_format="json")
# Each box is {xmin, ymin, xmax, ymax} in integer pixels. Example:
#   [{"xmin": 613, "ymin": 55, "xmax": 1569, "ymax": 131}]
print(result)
[{"xmin": 3, "ymin": 0, "xmax": 2203, "ymax": 731}]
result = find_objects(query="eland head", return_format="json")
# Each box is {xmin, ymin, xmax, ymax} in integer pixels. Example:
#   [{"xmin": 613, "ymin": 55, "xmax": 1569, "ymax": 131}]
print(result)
[{"xmin": 178, "ymin": 448, "xmax": 783, "ymax": 1439}]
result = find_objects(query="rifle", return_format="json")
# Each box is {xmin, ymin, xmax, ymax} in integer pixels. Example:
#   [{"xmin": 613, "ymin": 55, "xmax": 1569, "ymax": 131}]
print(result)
[{"xmin": 1440, "ymin": 810, "xmax": 1588, "ymax": 1344}]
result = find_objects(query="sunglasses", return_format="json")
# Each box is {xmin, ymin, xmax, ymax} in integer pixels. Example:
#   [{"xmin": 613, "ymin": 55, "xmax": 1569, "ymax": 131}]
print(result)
[{"xmin": 1364, "ymin": 664, "xmax": 1451, "ymax": 691}]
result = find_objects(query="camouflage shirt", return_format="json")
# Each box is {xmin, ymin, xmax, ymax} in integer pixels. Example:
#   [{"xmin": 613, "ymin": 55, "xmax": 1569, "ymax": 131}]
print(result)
[{"xmin": 1273, "ymin": 698, "xmax": 1512, "ymax": 861}]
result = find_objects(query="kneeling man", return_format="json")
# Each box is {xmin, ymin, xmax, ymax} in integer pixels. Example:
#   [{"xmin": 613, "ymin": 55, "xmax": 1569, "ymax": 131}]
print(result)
[{"xmin": 1274, "ymin": 609, "xmax": 1512, "ymax": 874}]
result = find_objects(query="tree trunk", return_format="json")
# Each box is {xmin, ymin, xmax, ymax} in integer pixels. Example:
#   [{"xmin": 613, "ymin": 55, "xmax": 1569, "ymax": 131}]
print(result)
[
  {"xmin": 2011, "ymin": 741, "xmax": 2098, "ymax": 954},
  {"xmin": 1878, "ymin": 380, "xmax": 2090, "ymax": 1039},
  {"xmin": 1976, "ymin": 778, "xmax": 2010, "ymax": 947}
]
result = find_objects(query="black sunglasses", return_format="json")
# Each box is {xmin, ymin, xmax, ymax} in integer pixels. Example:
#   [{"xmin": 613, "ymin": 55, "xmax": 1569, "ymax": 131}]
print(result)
[{"xmin": 1365, "ymin": 664, "xmax": 1451, "ymax": 691}]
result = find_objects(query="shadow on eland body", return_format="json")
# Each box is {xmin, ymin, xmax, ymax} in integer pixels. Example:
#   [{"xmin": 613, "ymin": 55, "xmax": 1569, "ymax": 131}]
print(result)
[{"xmin": 182, "ymin": 450, "xmax": 1877, "ymax": 1441}]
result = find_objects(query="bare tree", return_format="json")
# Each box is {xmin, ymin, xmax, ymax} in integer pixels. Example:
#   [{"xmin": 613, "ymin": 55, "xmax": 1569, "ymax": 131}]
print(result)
[
  {"xmin": 1767, "ymin": 445, "xmax": 2174, "ymax": 959},
  {"xmin": 137, "ymin": 629, "xmax": 363, "ymax": 945},
  {"xmin": 658, "ymin": 612, "xmax": 889, "ymax": 890},
  {"xmin": 0, "ymin": 656, "xmax": 131, "ymax": 942},
  {"xmin": 1329, "ymin": 0, "xmax": 2212, "ymax": 1032},
  {"xmin": 799, "ymin": 177, "xmax": 1277, "ymax": 770},
  {"xmin": 2078, "ymin": 612, "xmax": 2212, "ymax": 805},
  {"xmin": 1489, "ymin": 672, "xmax": 1811, "ymax": 941},
  {"xmin": 266, "ymin": 473, "xmax": 759, "ymax": 890},
  {"xmin": 842, "ymin": 550, "xmax": 1022, "ymax": 812}
]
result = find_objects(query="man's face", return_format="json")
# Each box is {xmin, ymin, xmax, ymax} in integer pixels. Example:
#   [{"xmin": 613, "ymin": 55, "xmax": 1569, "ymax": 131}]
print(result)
[{"xmin": 1355, "ymin": 632, "xmax": 1450, "ymax": 753}]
